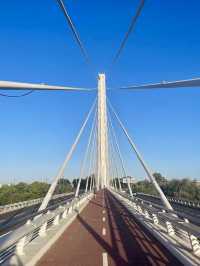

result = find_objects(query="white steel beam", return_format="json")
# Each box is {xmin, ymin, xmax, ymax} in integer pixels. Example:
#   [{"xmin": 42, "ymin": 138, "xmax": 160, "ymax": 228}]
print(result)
[
  {"xmin": 119, "ymin": 77, "xmax": 200, "ymax": 90},
  {"xmin": 0, "ymin": 80, "xmax": 91, "ymax": 91}
]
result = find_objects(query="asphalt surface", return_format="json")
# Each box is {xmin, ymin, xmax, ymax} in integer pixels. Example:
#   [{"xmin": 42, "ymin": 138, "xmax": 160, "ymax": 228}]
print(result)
[
  {"xmin": 0, "ymin": 193, "xmax": 74, "ymax": 237},
  {"xmin": 136, "ymin": 193, "xmax": 200, "ymax": 226},
  {"xmin": 37, "ymin": 190, "xmax": 182, "ymax": 266}
]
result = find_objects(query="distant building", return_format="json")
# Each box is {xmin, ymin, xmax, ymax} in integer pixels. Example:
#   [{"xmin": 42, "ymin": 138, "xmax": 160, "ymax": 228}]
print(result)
[
  {"xmin": 193, "ymin": 180, "xmax": 200, "ymax": 187},
  {"xmin": 120, "ymin": 176, "xmax": 136, "ymax": 184}
]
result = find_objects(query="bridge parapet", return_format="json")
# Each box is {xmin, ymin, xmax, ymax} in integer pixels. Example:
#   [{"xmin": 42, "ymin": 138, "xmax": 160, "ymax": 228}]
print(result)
[
  {"xmin": 0, "ymin": 192, "xmax": 92, "ymax": 265},
  {"xmin": 0, "ymin": 192, "xmax": 74, "ymax": 215},
  {"xmin": 111, "ymin": 189, "xmax": 200, "ymax": 266},
  {"xmin": 136, "ymin": 192, "xmax": 200, "ymax": 209}
]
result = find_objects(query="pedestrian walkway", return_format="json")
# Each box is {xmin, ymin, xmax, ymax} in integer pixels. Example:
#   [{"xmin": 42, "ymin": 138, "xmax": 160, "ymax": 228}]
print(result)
[{"xmin": 37, "ymin": 190, "xmax": 182, "ymax": 266}]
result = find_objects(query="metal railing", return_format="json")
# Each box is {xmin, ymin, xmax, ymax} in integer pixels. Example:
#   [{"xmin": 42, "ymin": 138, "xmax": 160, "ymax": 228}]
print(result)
[
  {"xmin": 0, "ymin": 192, "xmax": 92, "ymax": 264},
  {"xmin": 0, "ymin": 192, "xmax": 74, "ymax": 214},
  {"xmin": 136, "ymin": 192, "xmax": 200, "ymax": 209},
  {"xmin": 112, "ymin": 190, "xmax": 200, "ymax": 264}
]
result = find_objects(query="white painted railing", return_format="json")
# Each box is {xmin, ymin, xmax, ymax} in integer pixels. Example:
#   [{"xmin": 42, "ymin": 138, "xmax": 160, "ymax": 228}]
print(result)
[
  {"xmin": 112, "ymin": 190, "xmax": 200, "ymax": 266},
  {"xmin": 0, "ymin": 192, "xmax": 92, "ymax": 264},
  {"xmin": 0, "ymin": 192, "xmax": 74, "ymax": 214}
]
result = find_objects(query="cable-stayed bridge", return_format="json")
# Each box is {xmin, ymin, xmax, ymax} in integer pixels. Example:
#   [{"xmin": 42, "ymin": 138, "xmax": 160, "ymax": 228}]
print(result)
[
  {"xmin": 0, "ymin": 73, "xmax": 200, "ymax": 266},
  {"xmin": 0, "ymin": 1, "xmax": 200, "ymax": 265}
]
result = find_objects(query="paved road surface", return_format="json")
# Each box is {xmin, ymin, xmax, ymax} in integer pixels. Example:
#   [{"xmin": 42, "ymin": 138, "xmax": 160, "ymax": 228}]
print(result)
[{"xmin": 37, "ymin": 190, "xmax": 182, "ymax": 266}]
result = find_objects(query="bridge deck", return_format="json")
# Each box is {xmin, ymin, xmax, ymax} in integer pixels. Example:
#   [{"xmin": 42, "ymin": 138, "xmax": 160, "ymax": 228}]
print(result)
[{"xmin": 37, "ymin": 190, "xmax": 182, "ymax": 266}]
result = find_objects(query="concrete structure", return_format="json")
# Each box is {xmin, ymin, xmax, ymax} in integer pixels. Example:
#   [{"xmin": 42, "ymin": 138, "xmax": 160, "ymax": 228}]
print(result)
[
  {"xmin": 97, "ymin": 74, "xmax": 108, "ymax": 189},
  {"xmin": 121, "ymin": 176, "xmax": 136, "ymax": 184}
]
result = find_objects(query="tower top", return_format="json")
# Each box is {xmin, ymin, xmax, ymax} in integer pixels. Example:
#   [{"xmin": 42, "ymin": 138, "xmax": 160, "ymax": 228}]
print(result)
[{"xmin": 98, "ymin": 73, "xmax": 105, "ymax": 80}]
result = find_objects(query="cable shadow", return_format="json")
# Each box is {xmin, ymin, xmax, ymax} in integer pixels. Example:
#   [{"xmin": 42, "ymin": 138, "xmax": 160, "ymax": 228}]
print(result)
[
  {"xmin": 89, "ymin": 200, "xmax": 110, "ymax": 210},
  {"xmin": 77, "ymin": 214, "xmax": 128, "ymax": 265},
  {"xmin": 107, "ymin": 192, "xmax": 183, "ymax": 266}
]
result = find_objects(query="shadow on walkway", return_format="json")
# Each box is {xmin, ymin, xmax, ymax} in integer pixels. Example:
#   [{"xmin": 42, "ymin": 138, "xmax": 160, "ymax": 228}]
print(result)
[
  {"xmin": 106, "ymin": 192, "xmax": 183, "ymax": 266},
  {"xmin": 77, "ymin": 214, "xmax": 128, "ymax": 265},
  {"xmin": 77, "ymin": 190, "xmax": 182, "ymax": 266}
]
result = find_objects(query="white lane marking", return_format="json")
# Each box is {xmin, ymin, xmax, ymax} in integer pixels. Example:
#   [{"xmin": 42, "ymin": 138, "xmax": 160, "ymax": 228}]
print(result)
[
  {"xmin": 102, "ymin": 227, "xmax": 106, "ymax": 236},
  {"xmin": 102, "ymin": 217, "xmax": 106, "ymax": 222},
  {"xmin": 102, "ymin": 210, "xmax": 105, "ymax": 214},
  {"xmin": 102, "ymin": 252, "xmax": 108, "ymax": 266}
]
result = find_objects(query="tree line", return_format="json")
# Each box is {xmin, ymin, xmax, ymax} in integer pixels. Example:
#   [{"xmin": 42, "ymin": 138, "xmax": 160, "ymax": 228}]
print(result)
[
  {"xmin": 125, "ymin": 173, "xmax": 200, "ymax": 202},
  {"xmin": 1, "ymin": 173, "xmax": 199, "ymax": 205},
  {"xmin": 0, "ymin": 178, "xmax": 73, "ymax": 205}
]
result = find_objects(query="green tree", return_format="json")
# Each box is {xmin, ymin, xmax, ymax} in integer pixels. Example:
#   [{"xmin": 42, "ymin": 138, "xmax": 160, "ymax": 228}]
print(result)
[{"xmin": 55, "ymin": 178, "xmax": 72, "ymax": 194}]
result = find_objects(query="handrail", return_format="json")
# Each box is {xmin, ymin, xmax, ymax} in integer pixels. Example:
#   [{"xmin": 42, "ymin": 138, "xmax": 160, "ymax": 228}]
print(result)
[
  {"xmin": 112, "ymin": 189, "xmax": 200, "ymax": 260},
  {"xmin": 0, "ymin": 192, "xmax": 92, "ymax": 264},
  {"xmin": 136, "ymin": 192, "xmax": 200, "ymax": 209},
  {"xmin": 0, "ymin": 192, "xmax": 74, "ymax": 214},
  {"xmin": 124, "ymin": 192, "xmax": 200, "ymax": 225},
  {"xmin": 0, "ymin": 195, "xmax": 75, "ymax": 233}
]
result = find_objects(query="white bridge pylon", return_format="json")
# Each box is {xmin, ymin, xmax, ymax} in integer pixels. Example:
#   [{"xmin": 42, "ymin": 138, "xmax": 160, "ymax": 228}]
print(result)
[
  {"xmin": 0, "ymin": 74, "xmax": 173, "ymax": 210},
  {"xmin": 97, "ymin": 74, "xmax": 108, "ymax": 190},
  {"xmin": 29, "ymin": 73, "xmax": 172, "ymax": 211}
]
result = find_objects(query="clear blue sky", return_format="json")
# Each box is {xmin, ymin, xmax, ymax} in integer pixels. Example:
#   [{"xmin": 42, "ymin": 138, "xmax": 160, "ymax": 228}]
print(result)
[{"xmin": 0, "ymin": 0, "xmax": 200, "ymax": 183}]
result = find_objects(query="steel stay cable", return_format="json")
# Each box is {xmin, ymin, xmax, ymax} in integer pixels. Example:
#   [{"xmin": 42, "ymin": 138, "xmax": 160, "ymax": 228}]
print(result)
[
  {"xmin": 108, "ymin": 108, "xmax": 125, "ymax": 179},
  {"xmin": 108, "ymin": 99, "xmax": 173, "ymax": 210},
  {"xmin": 88, "ymin": 113, "xmax": 98, "ymax": 191},
  {"xmin": 38, "ymin": 97, "xmax": 97, "ymax": 211},
  {"xmin": 108, "ymin": 119, "xmax": 117, "ymax": 189},
  {"xmin": 75, "ymin": 103, "xmax": 98, "ymax": 196},
  {"xmin": 83, "ymin": 103, "xmax": 97, "ymax": 192},
  {"xmin": 56, "ymin": 0, "xmax": 90, "ymax": 63},
  {"xmin": 107, "ymin": 127, "xmax": 115, "ymax": 188},
  {"xmin": 111, "ymin": 0, "xmax": 146, "ymax": 65},
  {"xmin": 107, "ymin": 115, "xmax": 122, "ymax": 191},
  {"xmin": 108, "ymin": 116, "xmax": 119, "ymax": 190},
  {"xmin": 0, "ymin": 90, "xmax": 34, "ymax": 98},
  {"xmin": 107, "ymin": 106, "xmax": 133, "ymax": 196}
]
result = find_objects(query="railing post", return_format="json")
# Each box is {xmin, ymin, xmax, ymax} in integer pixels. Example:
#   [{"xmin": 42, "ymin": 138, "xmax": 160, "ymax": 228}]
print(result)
[
  {"xmin": 39, "ymin": 222, "xmax": 48, "ymax": 237},
  {"xmin": 26, "ymin": 219, "xmax": 31, "ymax": 225},
  {"xmin": 189, "ymin": 235, "xmax": 200, "ymax": 254},
  {"xmin": 137, "ymin": 205, "xmax": 143, "ymax": 214},
  {"xmin": 152, "ymin": 213, "xmax": 159, "ymax": 225},
  {"xmin": 16, "ymin": 236, "xmax": 26, "ymax": 255},
  {"xmin": 165, "ymin": 221, "xmax": 175, "ymax": 236},
  {"xmin": 68, "ymin": 205, "xmax": 73, "ymax": 214},
  {"xmin": 53, "ymin": 214, "xmax": 60, "ymax": 226},
  {"xmin": 132, "ymin": 202, "xmax": 137, "ymax": 210},
  {"xmin": 62, "ymin": 208, "xmax": 68, "ymax": 219},
  {"xmin": 144, "ymin": 209, "xmax": 150, "ymax": 219}
]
